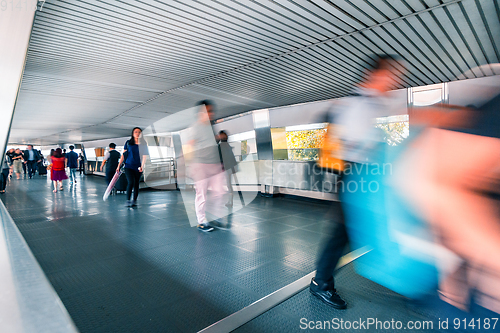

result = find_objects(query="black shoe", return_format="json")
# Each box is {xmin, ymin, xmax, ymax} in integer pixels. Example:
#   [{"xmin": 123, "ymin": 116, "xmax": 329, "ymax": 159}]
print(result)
[
  {"xmin": 197, "ymin": 224, "xmax": 215, "ymax": 232},
  {"xmin": 310, "ymin": 278, "xmax": 347, "ymax": 309}
]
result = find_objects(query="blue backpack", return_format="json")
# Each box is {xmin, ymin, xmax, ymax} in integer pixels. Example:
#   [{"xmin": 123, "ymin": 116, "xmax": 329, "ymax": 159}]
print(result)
[{"xmin": 342, "ymin": 140, "xmax": 439, "ymax": 299}]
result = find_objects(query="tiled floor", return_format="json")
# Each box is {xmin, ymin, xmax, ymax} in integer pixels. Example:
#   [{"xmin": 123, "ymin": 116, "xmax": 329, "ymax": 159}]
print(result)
[{"xmin": 2, "ymin": 173, "xmax": 337, "ymax": 332}]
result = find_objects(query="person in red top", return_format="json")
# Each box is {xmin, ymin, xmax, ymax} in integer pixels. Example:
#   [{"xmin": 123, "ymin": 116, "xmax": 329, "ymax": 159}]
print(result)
[{"xmin": 51, "ymin": 148, "xmax": 68, "ymax": 193}]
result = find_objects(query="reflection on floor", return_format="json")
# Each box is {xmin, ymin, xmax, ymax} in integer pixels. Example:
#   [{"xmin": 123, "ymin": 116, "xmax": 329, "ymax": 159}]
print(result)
[
  {"xmin": 2, "ymin": 174, "xmax": 334, "ymax": 332},
  {"xmin": 2, "ymin": 174, "xmax": 438, "ymax": 332}
]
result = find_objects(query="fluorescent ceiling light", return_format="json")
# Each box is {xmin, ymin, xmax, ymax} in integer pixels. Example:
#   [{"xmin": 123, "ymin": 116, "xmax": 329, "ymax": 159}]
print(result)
[{"xmin": 285, "ymin": 123, "xmax": 327, "ymax": 132}]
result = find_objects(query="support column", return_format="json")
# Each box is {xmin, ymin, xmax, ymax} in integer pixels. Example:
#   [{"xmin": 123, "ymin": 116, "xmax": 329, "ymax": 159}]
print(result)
[
  {"xmin": 0, "ymin": 5, "xmax": 37, "ymax": 332},
  {"xmin": 0, "ymin": 5, "xmax": 36, "ymax": 163}
]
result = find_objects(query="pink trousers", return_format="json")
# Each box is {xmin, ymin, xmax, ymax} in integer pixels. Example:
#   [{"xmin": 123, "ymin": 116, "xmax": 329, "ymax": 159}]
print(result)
[{"xmin": 190, "ymin": 163, "xmax": 226, "ymax": 224}]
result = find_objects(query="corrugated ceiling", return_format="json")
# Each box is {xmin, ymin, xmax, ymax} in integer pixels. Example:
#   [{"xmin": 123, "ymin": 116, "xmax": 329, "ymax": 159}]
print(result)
[{"xmin": 9, "ymin": 0, "xmax": 500, "ymax": 144}]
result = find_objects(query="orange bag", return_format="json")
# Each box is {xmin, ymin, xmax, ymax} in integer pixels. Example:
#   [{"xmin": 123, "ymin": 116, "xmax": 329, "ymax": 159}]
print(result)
[{"xmin": 318, "ymin": 123, "xmax": 344, "ymax": 172}]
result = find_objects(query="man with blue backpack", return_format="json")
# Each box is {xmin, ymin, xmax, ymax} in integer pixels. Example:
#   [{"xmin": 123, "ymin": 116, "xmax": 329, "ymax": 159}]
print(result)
[{"xmin": 310, "ymin": 55, "xmax": 404, "ymax": 309}]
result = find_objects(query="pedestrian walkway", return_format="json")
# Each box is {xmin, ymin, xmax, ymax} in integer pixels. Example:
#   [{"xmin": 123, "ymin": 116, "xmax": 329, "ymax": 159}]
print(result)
[{"xmin": 1, "ymin": 175, "xmax": 436, "ymax": 332}]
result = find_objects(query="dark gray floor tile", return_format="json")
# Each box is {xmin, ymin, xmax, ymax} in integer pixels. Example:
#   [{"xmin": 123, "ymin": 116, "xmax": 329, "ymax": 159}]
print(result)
[
  {"xmin": 206, "ymin": 225, "xmax": 268, "ymax": 245},
  {"xmin": 48, "ymin": 262, "xmax": 122, "ymax": 298},
  {"xmin": 230, "ymin": 261, "xmax": 308, "ymax": 298},
  {"xmin": 281, "ymin": 245, "xmax": 319, "ymax": 273},
  {"xmin": 275, "ymin": 228, "xmax": 323, "ymax": 246},
  {"xmin": 94, "ymin": 309, "xmax": 182, "ymax": 333},
  {"xmin": 242, "ymin": 221, "xmax": 298, "ymax": 235},
  {"xmin": 236, "ymin": 237, "xmax": 307, "ymax": 259},
  {"xmin": 233, "ymin": 308, "xmax": 299, "ymax": 333},
  {"xmin": 61, "ymin": 283, "xmax": 149, "ymax": 332},
  {"xmin": 20, "ymin": 225, "xmax": 69, "ymax": 241},
  {"xmin": 25, "ymin": 234, "xmax": 82, "ymax": 255},
  {"xmin": 269, "ymin": 214, "xmax": 320, "ymax": 227},
  {"xmin": 2, "ymin": 176, "xmax": 351, "ymax": 333},
  {"xmin": 35, "ymin": 247, "xmax": 97, "ymax": 274}
]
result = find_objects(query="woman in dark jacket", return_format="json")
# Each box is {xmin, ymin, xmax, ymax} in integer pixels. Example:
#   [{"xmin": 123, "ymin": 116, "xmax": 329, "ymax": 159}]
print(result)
[{"xmin": 116, "ymin": 127, "xmax": 149, "ymax": 207}]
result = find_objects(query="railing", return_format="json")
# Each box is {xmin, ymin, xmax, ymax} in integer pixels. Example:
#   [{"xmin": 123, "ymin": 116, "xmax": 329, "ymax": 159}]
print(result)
[{"xmin": 144, "ymin": 157, "xmax": 177, "ymax": 187}]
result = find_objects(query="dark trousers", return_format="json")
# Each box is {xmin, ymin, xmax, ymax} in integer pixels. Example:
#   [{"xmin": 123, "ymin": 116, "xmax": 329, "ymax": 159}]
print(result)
[
  {"xmin": 0, "ymin": 168, "xmax": 9, "ymax": 191},
  {"xmin": 105, "ymin": 171, "xmax": 113, "ymax": 185},
  {"xmin": 125, "ymin": 168, "xmax": 141, "ymax": 201},
  {"xmin": 26, "ymin": 160, "xmax": 37, "ymax": 177},
  {"xmin": 314, "ymin": 171, "xmax": 351, "ymax": 289},
  {"xmin": 79, "ymin": 160, "xmax": 84, "ymax": 174},
  {"xmin": 314, "ymin": 202, "xmax": 349, "ymax": 288}
]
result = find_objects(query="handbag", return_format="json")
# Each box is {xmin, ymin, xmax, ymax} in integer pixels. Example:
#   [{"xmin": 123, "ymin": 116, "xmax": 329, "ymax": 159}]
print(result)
[{"xmin": 318, "ymin": 123, "xmax": 344, "ymax": 172}]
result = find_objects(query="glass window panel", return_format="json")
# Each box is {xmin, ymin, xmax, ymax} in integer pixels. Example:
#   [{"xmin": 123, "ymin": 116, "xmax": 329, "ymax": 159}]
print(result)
[
  {"xmin": 413, "ymin": 88, "xmax": 443, "ymax": 106},
  {"xmin": 375, "ymin": 114, "xmax": 409, "ymax": 146}
]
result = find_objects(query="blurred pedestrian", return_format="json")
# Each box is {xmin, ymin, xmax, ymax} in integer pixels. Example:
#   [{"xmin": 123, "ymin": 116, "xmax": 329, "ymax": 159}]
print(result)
[
  {"xmin": 48, "ymin": 149, "xmax": 54, "ymax": 164},
  {"xmin": 78, "ymin": 152, "xmax": 85, "ymax": 174},
  {"xmin": 6, "ymin": 148, "xmax": 14, "ymax": 179},
  {"xmin": 310, "ymin": 55, "xmax": 403, "ymax": 309},
  {"xmin": 116, "ymin": 128, "xmax": 149, "ymax": 207},
  {"xmin": 394, "ymin": 94, "xmax": 500, "ymax": 315},
  {"xmin": 0, "ymin": 154, "xmax": 10, "ymax": 193},
  {"xmin": 51, "ymin": 148, "xmax": 68, "ymax": 192},
  {"xmin": 218, "ymin": 130, "xmax": 238, "ymax": 207},
  {"xmin": 66, "ymin": 145, "xmax": 79, "ymax": 184},
  {"xmin": 101, "ymin": 143, "xmax": 121, "ymax": 185},
  {"xmin": 22, "ymin": 155, "xmax": 27, "ymax": 175},
  {"xmin": 23, "ymin": 144, "xmax": 41, "ymax": 179},
  {"xmin": 12, "ymin": 148, "xmax": 24, "ymax": 180},
  {"xmin": 188, "ymin": 100, "xmax": 225, "ymax": 232}
]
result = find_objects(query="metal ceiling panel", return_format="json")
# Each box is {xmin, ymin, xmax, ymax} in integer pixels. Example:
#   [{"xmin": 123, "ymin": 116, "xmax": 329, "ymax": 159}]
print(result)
[
  {"xmin": 164, "ymin": 0, "xmax": 303, "ymax": 48},
  {"xmin": 9, "ymin": 0, "xmax": 500, "ymax": 144},
  {"xmin": 24, "ymin": 54, "xmax": 185, "ymax": 89},
  {"xmin": 38, "ymin": 3, "xmax": 275, "ymax": 60},
  {"xmin": 270, "ymin": 0, "xmax": 344, "ymax": 36}
]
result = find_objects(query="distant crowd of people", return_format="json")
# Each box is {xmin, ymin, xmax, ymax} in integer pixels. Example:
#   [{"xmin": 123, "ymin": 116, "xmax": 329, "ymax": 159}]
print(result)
[{"xmin": 1, "ymin": 145, "xmax": 85, "ymax": 194}]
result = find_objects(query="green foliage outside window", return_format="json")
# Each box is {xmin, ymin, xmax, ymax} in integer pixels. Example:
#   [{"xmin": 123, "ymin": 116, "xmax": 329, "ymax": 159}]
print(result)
[
  {"xmin": 376, "ymin": 115, "xmax": 409, "ymax": 146},
  {"xmin": 241, "ymin": 140, "xmax": 248, "ymax": 156},
  {"xmin": 285, "ymin": 129, "xmax": 326, "ymax": 161},
  {"xmin": 283, "ymin": 115, "xmax": 408, "ymax": 161}
]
